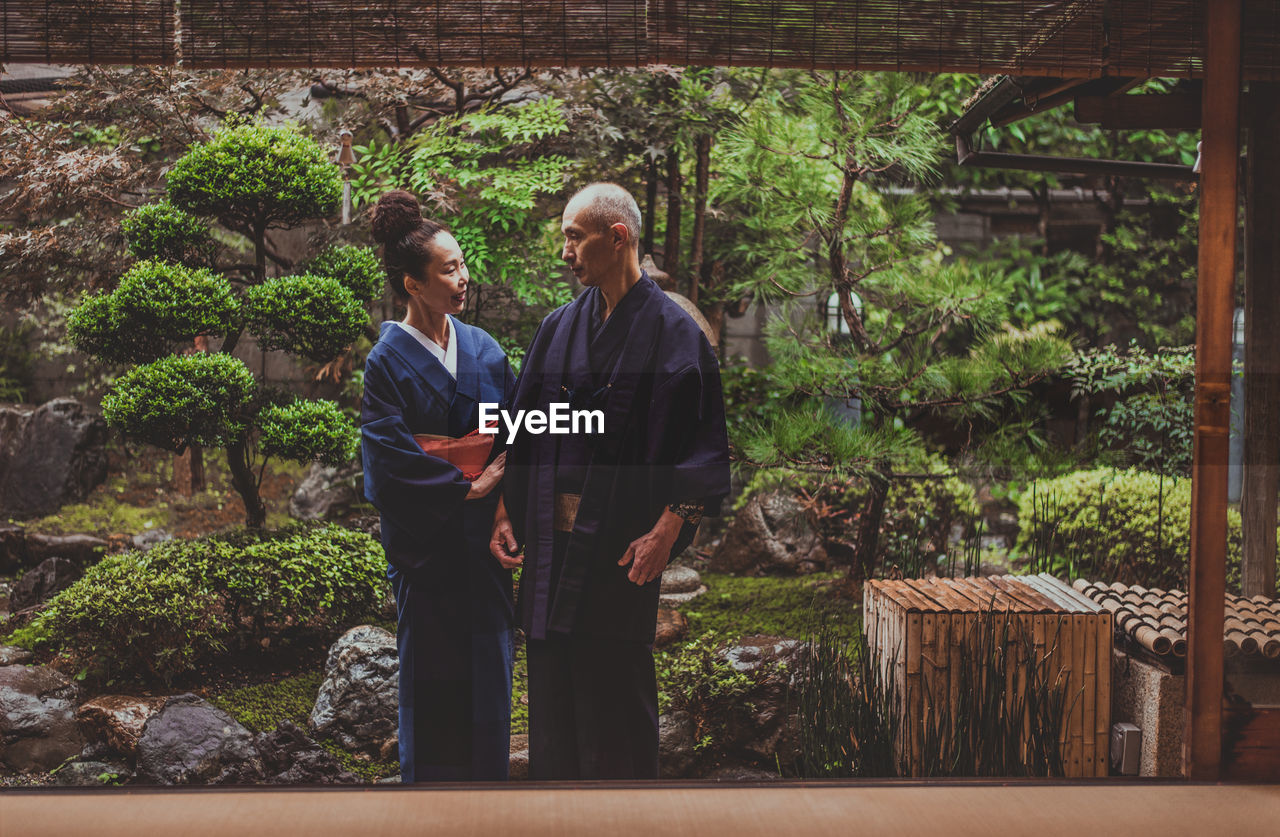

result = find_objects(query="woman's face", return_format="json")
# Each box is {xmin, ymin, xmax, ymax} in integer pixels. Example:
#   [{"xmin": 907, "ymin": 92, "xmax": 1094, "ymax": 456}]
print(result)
[{"xmin": 406, "ymin": 231, "xmax": 469, "ymax": 316}]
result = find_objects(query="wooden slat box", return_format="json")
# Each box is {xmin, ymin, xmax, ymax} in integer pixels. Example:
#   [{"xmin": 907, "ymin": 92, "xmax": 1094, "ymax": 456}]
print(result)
[{"xmin": 864, "ymin": 573, "xmax": 1112, "ymax": 778}]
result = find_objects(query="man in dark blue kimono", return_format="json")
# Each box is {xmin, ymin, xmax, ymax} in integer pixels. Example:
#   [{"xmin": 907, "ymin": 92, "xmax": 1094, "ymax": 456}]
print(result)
[
  {"xmin": 362, "ymin": 316, "xmax": 515, "ymax": 782},
  {"xmin": 491, "ymin": 183, "xmax": 731, "ymax": 779}
]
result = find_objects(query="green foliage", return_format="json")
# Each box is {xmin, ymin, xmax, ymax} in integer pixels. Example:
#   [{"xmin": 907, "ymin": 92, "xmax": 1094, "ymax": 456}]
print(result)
[
  {"xmin": 258, "ymin": 398, "xmax": 359, "ymax": 467},
  {"xmin": 676, "ymin": 571, "xmax": 861, "ymax": 650},
  {"xmin": 67, "ymin": 260, "xmax": 239, "ymax": 364},
  {"xmin": 719, "ymin": 358, "xmax": 791, "ymax": 450},
  {"xmin": 27, "ymin": 524, "xmax": 387, "ymax": 684},
  {"xmin": 121, "ymin": 201, "xmax": 215, "ymax": 267},
  {"xmin": 0, "ymin": 319, "xmax": 36, "ymax": 402},
  {"xmin": 350, "ymin": 97, "xmax": 572, "ymax": 338},
  {"xmin": 741, "ymin": 467, "xmax": 980, "ymax": 576},
  {"xmin": 242, "ymin": 274, "xmax": 367, "ymax": 362},
  {"xmin": 211, "ymin": 671, "xmax": 324, "ymax": 733},
  {"xmin": 301, "ymin": 244, "xmax": 384, "ymax": 304},
  {"xmin": 1013, "ymin": 468, "xmax": 1273, "ymax": 591},
  {"xmin": 102, "ymin": 353, "xmax": 256, "ymax": 451},
  {"xmin": 794, "ymin": 615, "xmax": 903, "ymax": 778},
  {"xmin": 1068, "ymin": 344, "xmax": 1195, "ymax": 476},
  {"xmin": 167, "ymin": 121, "xmax": 341, "ymax": 232},
  {"xmin": 713, "ymin": 72, "xmax": 1072, "ymax": 489},
  {"xmin": 657, "ymin": 631, "xmax": 758, "ymax": 749},
  {"xmin": 27, "ymin": 551, "xmax": 226, "ymax": 684}
]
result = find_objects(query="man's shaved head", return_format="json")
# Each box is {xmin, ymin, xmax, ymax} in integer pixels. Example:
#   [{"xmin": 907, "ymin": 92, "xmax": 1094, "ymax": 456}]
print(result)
[{"xmin": 565, "ymin": 183, "xmax": 642, "ymax": 248}]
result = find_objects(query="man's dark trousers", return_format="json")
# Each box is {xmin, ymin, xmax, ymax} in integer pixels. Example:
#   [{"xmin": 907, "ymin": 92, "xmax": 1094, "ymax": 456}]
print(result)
[{"xmin": 526, "ymin": 635, "xmax": 659, "ymax": 780}]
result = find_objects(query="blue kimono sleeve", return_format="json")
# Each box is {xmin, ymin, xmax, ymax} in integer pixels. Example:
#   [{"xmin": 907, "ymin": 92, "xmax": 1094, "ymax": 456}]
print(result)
[
  {"xmin": 360, "ymin": 354, "xmax": 471, "ymax": 550},
  {"xmin": 647, "ymin": 341, "xmax": 732, "ymax": 517}
]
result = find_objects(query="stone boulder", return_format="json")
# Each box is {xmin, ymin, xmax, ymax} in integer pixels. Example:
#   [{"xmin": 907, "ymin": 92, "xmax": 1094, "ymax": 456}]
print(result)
[
  {"xmin": 508, "ymin": 733, "xmax": 529, "ymax": 781},
  {"xmin": 308, "ymin": 625, "xmax": 399, "ymax": 759},
  {"xmin": 52, "ymin": 760, "xmax": 132, "ymax": 786},
  {"xmin": 25, "ymin": 533, "xmax": 109, "ymax": 568},
  {"xmin": 0, "ymin": 644, "xmax": 33, "ymax": 666},
  {"xmin": 0, "ymin": 522, "xmax": 29, "ymax": 573},
  {"xmin": 654, "ymin": 608, "xmax": 689, "ymax": 648},
  {"xmin": 659, "ymin": 565, "xmax": 706, "ymax": 607},
  {"xmin": 253, "ymin": 721, "xmax": 360, "ymax": 784},
  {"xmin": 0, "ymin": 664, "xmax": 84, "ymax": 772},
  {"xmin": 131, "ymin": 528, "xmax": 173, "ymax": 550},
  {"xmin": 134, "ymin": 694, "xmax": 258, "ymax": 785},
  {"xmin": 10, "ymin": 556, "xmax": 81, "ymax": 611},
  {"xmin": 709, "ymin": 492, "xmax": 829, "ymax": 575},
  {"xmin": 717, "ymin": 636, "xmax": 807, "ymax": 764},
  {"xmin": 0, "ymin": 399, "xmax": 108, "ymax": 519},
  {"xmin": 290, "ymin": 462, "xmax": 362, "ymax": 522},
  {"xmin": 76, "ymin": 694, "xmax": 168, "ymax": 760},
  {"xmin": 658, "ymin": 710, "xmax": 698, "ymax": 779}
]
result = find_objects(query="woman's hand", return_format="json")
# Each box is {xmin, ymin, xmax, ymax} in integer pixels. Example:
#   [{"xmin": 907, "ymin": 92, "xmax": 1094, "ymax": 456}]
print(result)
[{"xmin": 466, "ymin": 451, "xmax": 506, "ymax": 500}]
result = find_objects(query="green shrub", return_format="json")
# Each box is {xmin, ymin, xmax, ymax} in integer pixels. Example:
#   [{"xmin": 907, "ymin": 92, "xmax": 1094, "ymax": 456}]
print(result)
[
  {"xmin": 167, "ymin": 122, "xmax": 341, "ymax": 230},
  {"xmin": 742, "ymin": 467, "xmax": 979, "ymax": 574},
  {"xmin": 102, "ymin": 353, "xmax": 256, "ymax": 451},
  {"xmin": 1013, "ymin": 468, "xmax": 1277, "ymax": 590},
  {"xmin": 258, "ymin": 399, "xmax": 360, "ymax": 466},
  {"xmin": 122, "ymin": 201, "xmax": 215, "ymax": 267},
  {"xmin": 30, "ymin": 552, "xmax": 225, "ymax": 684},
  {"xmin": 67, "ymin": 261, "xmax": 238, "ymax": 364},
  {"xmin": 302, "ymin": 244, "xmax": 383, "ymax": 304},
  {"xmin": 243, "ymin": 274, "xmax": 367, "ymax": 362},
  {"xmin": 26, "ymin": 524, "xmax": 386, "ymax": 684}
]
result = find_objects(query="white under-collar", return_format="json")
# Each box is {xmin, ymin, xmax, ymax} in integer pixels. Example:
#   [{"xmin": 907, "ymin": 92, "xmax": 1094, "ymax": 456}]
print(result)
[{"xmin": 396, "ymin": 316, "xmax": 457, "ymax": 379}]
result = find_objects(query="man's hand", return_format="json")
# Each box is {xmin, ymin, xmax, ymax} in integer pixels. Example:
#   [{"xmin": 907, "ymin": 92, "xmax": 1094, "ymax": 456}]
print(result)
[
  {"xmin": 489, "ymin": 495, "xmax": 523, "ymax": 569},
  {"xmin": 467, "ymin": 452, "xmax": 506, "ymax": 500},
  {"xmin": 617, "ymin": 509, "xmax": 683, "ymax": 585}
]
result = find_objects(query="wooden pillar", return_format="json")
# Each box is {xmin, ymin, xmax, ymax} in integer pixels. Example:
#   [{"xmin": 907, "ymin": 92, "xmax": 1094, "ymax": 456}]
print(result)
[
  {"xmin": 1185, "ymin": 0, "xmax": 1243, "ymax": 781},
  {"xmin": 1242, "ymin": 82, "xmax": 1280, "ymax": 598}
]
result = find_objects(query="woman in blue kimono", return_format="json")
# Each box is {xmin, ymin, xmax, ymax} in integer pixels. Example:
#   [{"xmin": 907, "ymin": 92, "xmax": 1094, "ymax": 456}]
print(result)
[{"xmin": 360, "ymin": 189, "xmax": 518, "ymax": 782}]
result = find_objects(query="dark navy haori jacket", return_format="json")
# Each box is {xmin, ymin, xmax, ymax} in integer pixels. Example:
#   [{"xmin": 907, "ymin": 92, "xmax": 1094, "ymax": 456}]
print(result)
[
  {"xmin": 361, "ymin": 318, "xmax": 515, "ymax": 782},
  {"xmin": 505, "ymin": 274, "xmax": 732, "ymax": 644}
]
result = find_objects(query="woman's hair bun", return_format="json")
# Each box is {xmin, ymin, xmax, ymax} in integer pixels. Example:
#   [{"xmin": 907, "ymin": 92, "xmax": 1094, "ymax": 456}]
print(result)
[{"xmin": 370, "ymin": 189, "xmax": 424, "ymax": 245}]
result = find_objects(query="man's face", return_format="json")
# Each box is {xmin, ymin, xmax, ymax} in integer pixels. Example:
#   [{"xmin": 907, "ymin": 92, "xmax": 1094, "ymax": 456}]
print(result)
[{"xmin": 561, "ymin": 201, "xmax": 620, "ymax": 288}]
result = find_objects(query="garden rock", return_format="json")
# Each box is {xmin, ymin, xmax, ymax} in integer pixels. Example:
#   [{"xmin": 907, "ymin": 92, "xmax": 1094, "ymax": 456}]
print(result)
[
  {"xmin": 252, "ymin": 721, "xmax": 360, "ymax": 785},
  {"xmin": 659, "ymin": 565, "xmax": 706, "ymax": 606},
  {"xmin": 0, "ymin": 644, "xmax": 33, "ymax": 665},
  {"xmin": 0, "ymin": 399, "xmax": 108, "ymax": 519},
  {"xmin": 0, "ymin": 522, "xmax": 29, "ymax": 572},
  {"xmin": 658, "ymin": 710, "xmax": 697, "ymax": 779},
  {"xmin": 25, "ymin": 533, "xmax": 109, "ymax": 568},
  {"xmin": 709, "ymin": 492, "xmax": 828, "ymax": 575},
  {"xmin": 10, "ymin": 556, "xmax": 81, "ymax": 611},
  {"xmin": 509, "ymin": 733, "xmax": 529, "ymax": 781},
  {"xmin": 52, "ymin": 760, "xmax": 131, "ymax": 786},
  {"xmin": 76, "ymin": 694, "xmax": 168, "ymax": 759},
  {"xmin": 309, "ymin": 625, "xmax": 399, "ymax": 759},
  {"xmin": 654, "ymin": 608, "xmax": 689, "ymax": 648},
  {"xmin": 132, "ymin": 528, "xmax": 173, "ymax": 550},
  {"xmin": 135, "ymin": 694, "xmax": 259, "ymax": 785},
  {"xmin": 705, "ymin": 764, "xmax": 781, "ymax": 782},
  {"xmin": 0, "ymin": 664, "xmax": 84, "ymax": 772},
  {"xmin": 718, "ymin": 636, "xmax": 807, "ymax": 764},
  {"xmin": 291, "ymin": 462, "xmax": 362, "ymax": 522}
]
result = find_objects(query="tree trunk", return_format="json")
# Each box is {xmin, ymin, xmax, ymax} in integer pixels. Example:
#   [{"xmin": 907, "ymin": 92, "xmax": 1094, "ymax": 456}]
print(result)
[
  {"xmin": 227, "ymin": 439, "xmax": 266, "ymax": 529},
  {"xmin": 1242, "ymin": 82, "xmax": 1280, "ymax": 597},
  {"xmin": 253, "ymin": 220, "xmax": 268, "ymax": 284},
  {"xmin": 852, "ymin": 469, "xmax": 891, "ymax": 582},
  {"xmin": 688, "ymin": 134, "xmax": 712, "ymax": 304},
  {"xmin": 643, "ymin": 154, "xmax": 658, "ymax": 256},
  {"xmin": 173, "ymin": 335, "xmax": 210, "ymax": 495},
  {"xmin": 663, "ymin": 148, "xmax": 682, "ymax": 277}
]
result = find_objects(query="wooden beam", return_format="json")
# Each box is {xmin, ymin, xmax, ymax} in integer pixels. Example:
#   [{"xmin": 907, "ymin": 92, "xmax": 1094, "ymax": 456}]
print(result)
[
  {"xmin": 1186, "ymin": 0, "xmax": 1243, "ymax": 782},
  {"xmin": 1241, "ymin": 82, "xmax": 1280, "ymax": 598},
  {"xmin": 1074, "ymin": 93, "xmax": 1202, "ymax": 130}
]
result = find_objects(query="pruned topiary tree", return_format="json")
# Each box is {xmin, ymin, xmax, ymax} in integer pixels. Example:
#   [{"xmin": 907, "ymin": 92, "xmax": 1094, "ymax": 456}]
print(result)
[{"xmin": 67, "ymin": 121, "xmax": 381, "ymax": 527}]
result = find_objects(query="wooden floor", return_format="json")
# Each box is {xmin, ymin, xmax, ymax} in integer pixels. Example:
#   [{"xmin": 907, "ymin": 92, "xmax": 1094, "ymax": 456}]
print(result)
[{"xmin": 4, "ymin": 782, "xmax": 1280, "ymax": 837}]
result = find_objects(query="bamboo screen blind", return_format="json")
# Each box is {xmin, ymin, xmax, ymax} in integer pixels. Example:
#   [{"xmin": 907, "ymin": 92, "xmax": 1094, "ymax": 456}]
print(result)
[{"xmin": 3, "ymin": 1, "xmax": 1278, "ymax": 79}]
